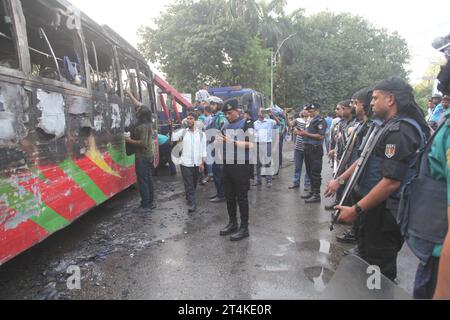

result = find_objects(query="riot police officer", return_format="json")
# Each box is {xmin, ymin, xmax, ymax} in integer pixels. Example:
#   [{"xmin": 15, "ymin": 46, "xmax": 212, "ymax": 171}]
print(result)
[
  {"xmin": 217, "ymin": 99, "xmax": 255, "ymax": 241},
  {"xmin": 299, "ymin": 104, "xmax": 327, "ymax": 203},
  {"xmin": 325, "ymin": 77, "xmax": 430, "ymax": 281}
]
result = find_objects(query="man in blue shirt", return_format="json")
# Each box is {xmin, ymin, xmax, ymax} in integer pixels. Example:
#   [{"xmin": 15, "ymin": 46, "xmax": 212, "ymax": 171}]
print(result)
[
  {"xmin": 157, "ymin": 134, "xmax": 176, "ymax": 176},
  {"xmin": 429, "ymin": 93, "xmax": 443, "ymax": 130},
  {"xmin": 324, "ymin": 113, "xmax": 333, "ymax": 153}
]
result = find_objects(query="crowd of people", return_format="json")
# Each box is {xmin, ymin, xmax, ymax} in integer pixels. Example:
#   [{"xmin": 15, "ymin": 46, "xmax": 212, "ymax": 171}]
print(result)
[{"xmin": 124, "ymin": 55, "xmax": 450, "ymax": 299}]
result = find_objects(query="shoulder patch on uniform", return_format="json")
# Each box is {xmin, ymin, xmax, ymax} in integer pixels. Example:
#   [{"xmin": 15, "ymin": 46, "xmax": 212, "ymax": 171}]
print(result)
[
  {"xmin": 385, "ymin": 144, "xmax": 396, "ymax": 159},
  {"xmin": 318, "ymin": 124, "xmax": 324, "ymax": 130}
]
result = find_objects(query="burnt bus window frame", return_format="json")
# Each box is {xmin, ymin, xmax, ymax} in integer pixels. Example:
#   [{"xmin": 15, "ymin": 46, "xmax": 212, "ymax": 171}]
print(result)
[
  {"xmin": 0, "ymin": 0, "xmax": 19, "ymax": 70},
  {"xmin": 82, "ymin": 24, "xmax": 120, "ymax": 96},
  {"xmin": 117, "ymin": 49, "xmax": 141, "ymax": 100},
  {"xmin": 0, "ymin": 0, "xmax": 23, "ymax": 73},
  {"xmin": 20, "ymin": 0, "xmax": 87, "ymax": 88}
]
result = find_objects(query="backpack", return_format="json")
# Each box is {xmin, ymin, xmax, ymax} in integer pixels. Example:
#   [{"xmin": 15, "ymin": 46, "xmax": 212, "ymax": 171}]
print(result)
[{"xmin": 397, "ymin": 115, "xmax": 449, "ymax": 262}]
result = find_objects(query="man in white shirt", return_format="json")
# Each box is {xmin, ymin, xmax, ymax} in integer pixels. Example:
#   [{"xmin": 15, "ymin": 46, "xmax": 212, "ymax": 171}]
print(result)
[
  {"xmin": 253, "ymin": 110, "xmax": 279, "ymax": 187},
  {"xmin": 172, "ymin": 113, "xmax": 207, "ymax": 213}
]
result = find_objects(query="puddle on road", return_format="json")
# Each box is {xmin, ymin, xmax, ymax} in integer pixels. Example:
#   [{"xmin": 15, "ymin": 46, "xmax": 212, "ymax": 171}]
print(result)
[
  {"xmin": 297, "ymin": 239, "xmax": 344, "ymax": 258},
  {"xmin": 274, "ymin": 236, "xmax": 296, "ymax": 257},
  {"xmin": 319, "ymin": 240, "xmax": 331, "ymax": 255},
  {"xmin": 304, "ymin": 266, "xmax": 335, "ymax": 292}
]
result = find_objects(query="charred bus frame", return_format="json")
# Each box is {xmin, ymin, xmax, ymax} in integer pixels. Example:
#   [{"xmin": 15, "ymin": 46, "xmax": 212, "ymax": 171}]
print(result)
[{"xmin": 0, "ymin": 0, "xmax": 158, "ymax": 265}]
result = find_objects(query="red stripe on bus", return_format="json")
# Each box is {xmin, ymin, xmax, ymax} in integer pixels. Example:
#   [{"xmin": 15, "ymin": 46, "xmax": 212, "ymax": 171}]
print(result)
[
  {"xmin": 73, "ymin": 157, "xmax": 135, "ymax": 199},
  {"xmin": 20, "ymin": 165, "xmax": 97, "ymax": 222},
  {"xmin": 0, "ymin": 218, "xmax": 49, "ymax": 265}
]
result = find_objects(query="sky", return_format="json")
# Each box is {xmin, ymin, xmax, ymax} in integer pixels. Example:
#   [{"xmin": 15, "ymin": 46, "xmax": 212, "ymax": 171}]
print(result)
[{"xmin": 69, "ymin": 0, "xmax": 450, "ymax": 83}]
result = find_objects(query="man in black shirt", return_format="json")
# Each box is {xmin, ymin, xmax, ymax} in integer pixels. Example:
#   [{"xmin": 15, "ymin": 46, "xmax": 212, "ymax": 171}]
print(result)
[
  {"xmin": 299, "ymin": 104, "xmax": 327, "ymax": 203},
  {"xmin": 217, "ymin": 99, "xmax": 255, "ymax": 241},
  {"xmin": 325, "ymin": 77, "xmax": 429, "ymax": 280}
]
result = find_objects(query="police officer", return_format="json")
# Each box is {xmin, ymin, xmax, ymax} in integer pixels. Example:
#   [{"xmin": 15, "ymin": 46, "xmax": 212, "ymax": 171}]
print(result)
[
  {"xmin": 300, "ymin": 104, "xmax": 327, "ymax": 203},
  {"xmin": 418, "ymin": 36, "xmax": 450, "ymax": 299},
  {"xmin": 326, "ymin": 77, "xmax": 430, "ymax": 281},
  {"xmin": 207, "ymin": 96, "xmax": 227, "ymax": 203},
  {"xmin": 217, "ymin": 99, "xmax": 255, "ymax": 241},
  {"xmin": 335, "ymin": 88, "xmax": 377, "ymax": 250},
  {"xmin": 431, "ymin": 98, "xmax": 450, "ymax": 299}
]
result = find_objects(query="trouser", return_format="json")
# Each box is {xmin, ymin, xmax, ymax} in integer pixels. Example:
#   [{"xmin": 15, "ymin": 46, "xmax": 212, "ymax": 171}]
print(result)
[
  {"xmin": 357, "ymin": 201, "xmax": 404, "ymax": 281},
  {"xmin": 414, "ymin": 256, "xmax": 440, "ymax": 299},
  {"xmin": 293, "ymin": 149, "xmax": 305, "ymax": 187},
  {"xmin": 256, "ymin": 142, "xmax": 273, "ymax": 183},
  {"xmin": 181, "ymin": 165, "xmax": 200, "ymax": 206},
  {"xmin": 304, "ymin": 144, "xmax": 324, "ymax": 194},
  {"xmin": 207, "ymin": 164, "xmax": 214, "ymax": 177},
  {"xmin": 135, "ymin": 156, "xmax": 155, "ymax": 208},
  {"xmin": 325, "ymin": 134, "xmax": 330, "ymax": 153},
  {"xmin": 159, "ymin": 142, "xmax": 176, "ymax": 175},
  {"xmin": 249, "ymin": 165, "xmax": 255, "ymax": 180},
  {"xmin": 279, "ymin": 134, "xmax": 285, "ymax": 168},
  {"xmin": 223, "ymin": 164, "xmax": 251, "ymax": 228},
  {"xmin": 212, "ymin": 163, "xmax": 225, "ymax": 199}
]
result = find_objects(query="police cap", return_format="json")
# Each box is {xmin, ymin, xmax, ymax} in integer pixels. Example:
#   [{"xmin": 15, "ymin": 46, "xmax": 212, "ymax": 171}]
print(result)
[
  {"xmin": 223, "ymin": 99, "xmax": 239, "ymax": 112},
  {"xmin": 305, "ymin": 104, "xmax": 320, "ymax": 111}
]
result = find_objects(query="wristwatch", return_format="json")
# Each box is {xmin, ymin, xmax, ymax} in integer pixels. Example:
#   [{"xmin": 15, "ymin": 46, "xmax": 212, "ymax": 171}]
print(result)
[
  {"xmin": 355, "ymin": 204, "xmax": 364, "ymax": 215},
  {"xmin": 338, "ymin": 178, "xmax": 346, "ymax": 186}
]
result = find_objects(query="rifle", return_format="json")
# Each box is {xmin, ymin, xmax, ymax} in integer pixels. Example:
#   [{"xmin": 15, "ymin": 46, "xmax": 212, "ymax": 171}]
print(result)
[
  {"xmin": 333, "ymin": 121, "xmax": 348, "ymax": 177},
  {"xmin": 333, "ymin": 122, "xmax": 361, "ymax": 180},
  {"xmin": 330, "ymin": 124, "xmax": 385, "ymax": 231}
]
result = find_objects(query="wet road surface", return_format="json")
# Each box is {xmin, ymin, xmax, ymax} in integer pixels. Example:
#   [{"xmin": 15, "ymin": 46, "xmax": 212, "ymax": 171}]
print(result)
[{"xmin": 0, "ymin": 143, "xmax": 417, "ymax": 300}]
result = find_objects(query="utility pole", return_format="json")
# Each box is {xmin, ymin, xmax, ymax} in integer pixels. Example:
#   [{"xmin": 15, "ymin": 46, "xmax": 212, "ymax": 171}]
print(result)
[{"xmin": 271, "ymin": 33, "xmax": 297, "ymax": 109}]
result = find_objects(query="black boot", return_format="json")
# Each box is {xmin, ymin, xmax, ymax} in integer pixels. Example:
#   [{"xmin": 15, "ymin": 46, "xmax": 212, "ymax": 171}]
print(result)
[
  {"xmin": 301, "ymin": 192, "xmax": 314, "ymax": 200},
  {"xmin": 220, "ymin": 221, "xmax": 238, "ymax": 236},
  {"xmin": 230, "ymin": 226, "xmax": 250, "ymax": 241},
  {"xmin": 305, "ymin": 193, "xmax": 321, "ymax": 204}
]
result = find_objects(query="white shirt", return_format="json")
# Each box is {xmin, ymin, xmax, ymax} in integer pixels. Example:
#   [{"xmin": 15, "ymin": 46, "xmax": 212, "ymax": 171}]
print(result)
[
  {"xmin": 254, "ymin": 118, "xmax": 277, "ymax": 143},
  {"xmin": 172, "ymin": 128, "xmax": 207, "ymax": 167}
]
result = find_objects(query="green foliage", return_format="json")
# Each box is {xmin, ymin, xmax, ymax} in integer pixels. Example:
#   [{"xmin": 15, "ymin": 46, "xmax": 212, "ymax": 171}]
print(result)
[
  {"xmin": 414, "ymin": 65, "xmax": 441, "ymax": 113},
  {"xmin": 237, "ymin": 37, "xmax": 272, "ymax": 96},
  {"xmin": 138, "ymin": 0, "xmax": 411, "ymax": 111}
]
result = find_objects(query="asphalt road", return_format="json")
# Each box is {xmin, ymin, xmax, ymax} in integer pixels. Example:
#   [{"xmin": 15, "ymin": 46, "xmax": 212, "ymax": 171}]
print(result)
[{"xmin": 0, "ymin": 142, "xmax": 418, "ymax": 300}]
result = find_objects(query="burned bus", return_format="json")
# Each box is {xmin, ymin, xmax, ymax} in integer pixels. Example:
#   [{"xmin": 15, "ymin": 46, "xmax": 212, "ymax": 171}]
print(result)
[{"xmin": 0, "ymin": 0, "xmax": 159, "ymax": 265}]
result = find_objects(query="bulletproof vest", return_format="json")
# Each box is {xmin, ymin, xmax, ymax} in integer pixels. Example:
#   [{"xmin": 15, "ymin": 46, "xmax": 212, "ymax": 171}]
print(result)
[
  {"xmin": 221, "ymin": 118, "xmax": 251, "ymax": 164},
  {"xmin": 397, "ymin": 116, "xmax": 449, "ymax": 263},
  {"xmin": 355, "ymin": 118, "xmax": 425, "ymax": 199}
]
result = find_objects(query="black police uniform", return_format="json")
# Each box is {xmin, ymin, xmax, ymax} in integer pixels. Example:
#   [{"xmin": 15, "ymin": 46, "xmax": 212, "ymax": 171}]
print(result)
[
  {"xmin": 219, "ymin": 100, "xmax": 254, "ymax": 241},
  {"xmin": 356, "ymin": 116, "xmax": 422, "ymax": 281},
  {"xmin": 303, "ymin": 109, "xmax": 327, "ymax": 202}
]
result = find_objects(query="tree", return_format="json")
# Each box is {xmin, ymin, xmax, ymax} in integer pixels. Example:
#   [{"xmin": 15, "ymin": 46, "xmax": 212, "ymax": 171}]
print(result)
[
  {"xmin": 236, "ymin": 37, "xmax": 272, "ymax": 96},
  {"xmin": 414, "ymin": 65, "xmax": 441, "ymax": 112},
  {"xmin": 138, "ymin": 2, "xmax": 411, "ymax": 111},
  {"xmin": 277, "ymin": 12, "xmax": 411, "ymax": 110}
]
